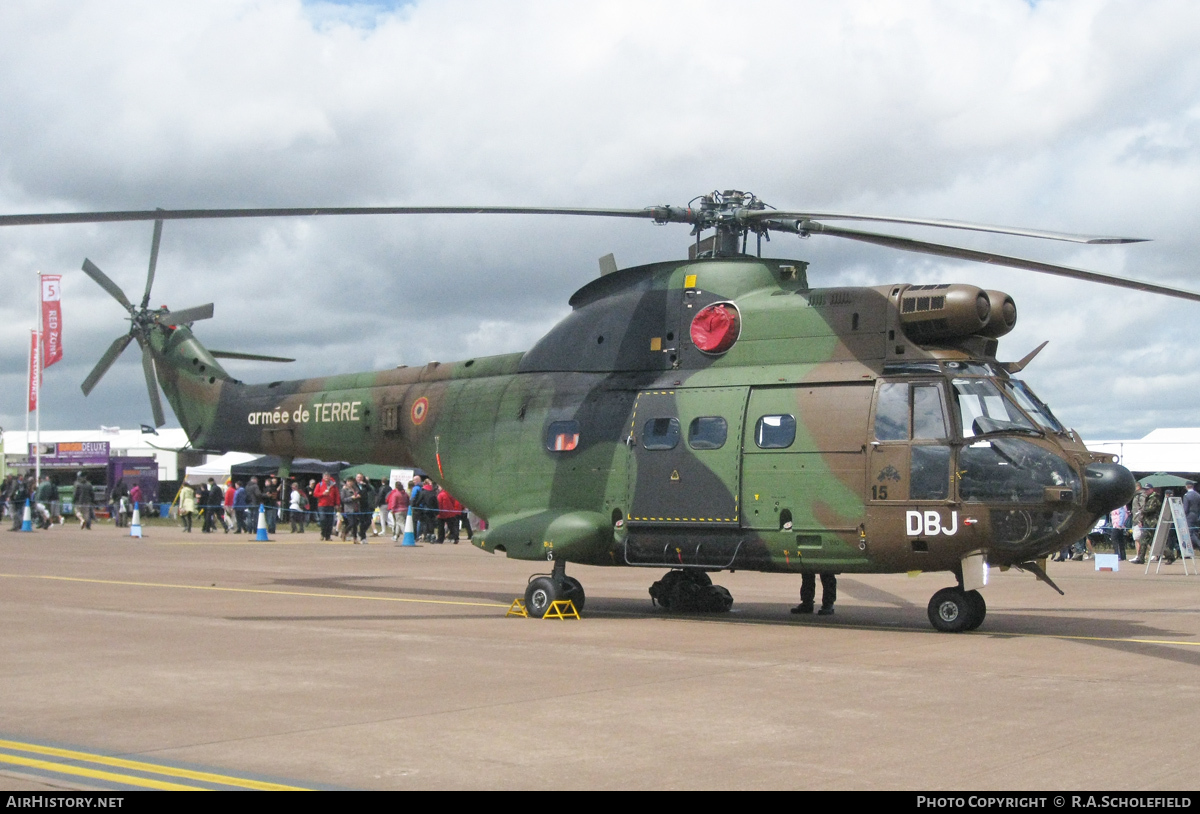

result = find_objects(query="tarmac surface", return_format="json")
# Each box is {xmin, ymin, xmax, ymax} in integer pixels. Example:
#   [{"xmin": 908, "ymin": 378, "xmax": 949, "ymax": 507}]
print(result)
[{"xmin": 1, "ymin": 520, "xmax": 1198, "ymax": 790}]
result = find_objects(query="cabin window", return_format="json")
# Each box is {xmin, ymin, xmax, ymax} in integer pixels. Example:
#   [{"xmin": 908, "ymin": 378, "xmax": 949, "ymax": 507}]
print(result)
[
  {"xmin": 754, "ymin": 414, "xmax": 796, "ymax": 449},
  {"xmin": 546, "ymin": 420, "xmax": 580, "ymax": 452},
  {"xmin": 688, "ymin": 416, "xmax": 728, "ymax": 450},
  {"xmin": 642, "ymin": 417, "xmax": 681, "ymax": 450}
]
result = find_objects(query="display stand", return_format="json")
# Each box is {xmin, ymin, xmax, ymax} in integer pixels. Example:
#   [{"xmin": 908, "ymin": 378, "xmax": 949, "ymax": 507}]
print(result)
[{"xmin": 1144, "ymin": 497, "xmax": 1196, "ymax": 575}]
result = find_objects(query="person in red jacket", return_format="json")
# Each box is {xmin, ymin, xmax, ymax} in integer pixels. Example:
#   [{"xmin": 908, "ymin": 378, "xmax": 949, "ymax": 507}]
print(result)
[
  {"xmin": 313, "ymin": 472, "xmax": 340, "ymax": 541},
  {"xmin": 387, "ymin": 481, "xmax": 410, "ymax": 542},
  {"xmin": 437, "ymin": 489, "xmax": 464, "ymax": 543}
]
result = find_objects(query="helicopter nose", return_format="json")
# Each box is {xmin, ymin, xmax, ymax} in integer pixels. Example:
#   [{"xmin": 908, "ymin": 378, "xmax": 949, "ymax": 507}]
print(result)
[{"xmin": 1084, "ymin": 462, "xmax": 1137, "ymax": 515}]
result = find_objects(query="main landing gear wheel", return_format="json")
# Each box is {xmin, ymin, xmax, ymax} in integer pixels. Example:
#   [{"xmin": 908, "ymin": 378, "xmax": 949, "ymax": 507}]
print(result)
[
  {"xmin": 927, "ymin": 587, "xmax": 985, "ymax": 632},
  {"xmin": 649, "ymin": 569, "xmax": 732, "ymax": 613},
  {"xmin": 524, "ymin": 576, "xmax": 561, "ymax": 618},
  {"xmin": 963, "ymin": 589, "xmax": 986, "ymax": 631},
  {"xmin": 523, "ymin": 562, "xmax": 585, "ymax": 618},
  {"xmin": 562, "ymin": 576, "xmax": 586, "ymax": 612}
]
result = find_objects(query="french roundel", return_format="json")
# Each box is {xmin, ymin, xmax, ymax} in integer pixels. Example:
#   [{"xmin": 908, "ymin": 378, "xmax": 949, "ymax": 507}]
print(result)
[
  {"xmin": 411, "ymin": 397, "xmax": 429, "ymax": 425},
  {"xmin": 690, "ymin": 302, "xmax": 740, "ymax": 354}
]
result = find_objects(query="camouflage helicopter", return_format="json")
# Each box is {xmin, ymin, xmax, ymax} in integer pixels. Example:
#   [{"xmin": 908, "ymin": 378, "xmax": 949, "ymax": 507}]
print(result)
[{"xmin": 5, "ymin": 190, "xmax": 1194, "ymax": 631}]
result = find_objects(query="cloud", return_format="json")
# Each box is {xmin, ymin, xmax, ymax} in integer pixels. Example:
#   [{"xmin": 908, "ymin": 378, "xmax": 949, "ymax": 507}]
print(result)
[{"xmin": 0, "ymin": 0, "xmax": 1198, "ymax": 441}]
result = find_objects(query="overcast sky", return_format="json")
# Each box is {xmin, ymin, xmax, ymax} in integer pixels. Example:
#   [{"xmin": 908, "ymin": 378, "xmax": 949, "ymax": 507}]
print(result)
[{"xmin": 1, "ymin": 0, "xmax": 1198, "ymax": 443}]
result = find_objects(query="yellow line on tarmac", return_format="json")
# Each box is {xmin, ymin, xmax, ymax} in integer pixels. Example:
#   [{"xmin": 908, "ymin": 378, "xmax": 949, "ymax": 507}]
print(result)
[
  {"xmin": 0, "ymin": 739, "xmax": 307, "ymax": 790},
  {"xmin": 0, "ymin": 573, "xmax": 508, "ymax": 608},
  {"xmin": 0, "ymin": 753, "xmax": 203, "ymax": 791}
]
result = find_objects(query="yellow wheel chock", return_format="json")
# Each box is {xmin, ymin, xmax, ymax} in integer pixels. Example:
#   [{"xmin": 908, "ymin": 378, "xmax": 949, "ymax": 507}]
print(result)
[
  {"xmin": 542, "ymin": 599, "xmax": 580, "ymax": 620},
  {"xmin": 506, "ymin": 599, "xmax": 529, "ymax": 617}
]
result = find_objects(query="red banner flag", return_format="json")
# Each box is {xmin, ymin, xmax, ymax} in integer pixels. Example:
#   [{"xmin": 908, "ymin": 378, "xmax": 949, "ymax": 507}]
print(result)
[
  {"xmin": 41, "ymin": 274, "xmax": 63, "ymax": 368},
  {"xmin": 28, "ymin": 330, "xmax": 39, "ymax": 412}
]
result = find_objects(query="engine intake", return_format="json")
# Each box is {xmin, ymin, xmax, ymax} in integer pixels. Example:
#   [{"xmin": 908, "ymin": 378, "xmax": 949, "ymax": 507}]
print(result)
[
  {"xmin": 898, "ymin": 284, "xmax": 1017, "ymax": 342},
  {"xmin": 979, "ymin": 290, "xmax": 1017, "ymax": 338}
]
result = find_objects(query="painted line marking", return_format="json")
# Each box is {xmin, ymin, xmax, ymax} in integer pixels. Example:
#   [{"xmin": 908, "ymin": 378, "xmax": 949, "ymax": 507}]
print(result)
[
  {"xmin": 0, "ymin": 738, "xmax": 313, "ymax": 790},
  {"xmin": 0, "ymin": 573, "xmax": 508, "ymax": 609},
  {"xmin": 0, "ymin": 752, "xmax": 203, "ymax": 790},
  {"xmin": 0, "ymin": 738, "xmax": 309, "ymax": 790}
]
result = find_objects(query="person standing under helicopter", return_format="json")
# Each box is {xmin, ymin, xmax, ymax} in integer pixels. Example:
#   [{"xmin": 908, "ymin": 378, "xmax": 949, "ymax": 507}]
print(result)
[{"xmin": 792, "ymin": 572, "xmax": 836, "ymax": 616}]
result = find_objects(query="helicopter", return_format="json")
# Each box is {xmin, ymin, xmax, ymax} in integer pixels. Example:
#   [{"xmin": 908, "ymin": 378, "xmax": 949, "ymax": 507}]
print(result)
[{"xmin": 5, "ymin": 189, "xmax": 1194, "ymax": 631}]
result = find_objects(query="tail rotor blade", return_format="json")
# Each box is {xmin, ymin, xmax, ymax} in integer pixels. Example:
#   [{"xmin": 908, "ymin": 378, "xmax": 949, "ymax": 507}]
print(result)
[
  {"xmin": 81, "ymin": 333, "xmax": 135, "ymax": 396},
  {"xmin": 81, "ymin": 259, "xmax": 134, "ymax": 312},
  {"xmin": 162, "ymin": 303, "xmax": 214, "ymax": 324},
  {"xmin": 141, "ymin": 343, "xmax": 166, "ymax": 428},
  {"xmin": 141, "ymin": 216, "xmax": 164, "ymax": 309}
]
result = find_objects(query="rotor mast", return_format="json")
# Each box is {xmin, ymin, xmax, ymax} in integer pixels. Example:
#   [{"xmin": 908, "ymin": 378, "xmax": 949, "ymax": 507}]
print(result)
[{"xmin": 647, "ymin": 189, "xmax": 770, "ymax": 259}]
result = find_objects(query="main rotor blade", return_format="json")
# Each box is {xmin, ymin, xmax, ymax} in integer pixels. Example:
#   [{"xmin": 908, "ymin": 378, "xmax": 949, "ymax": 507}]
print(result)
[
  {"xmin": 141, "ymin": 343, "xmax": 166, "ymax": 428},
  {"xmin": 753, "ymin": 212, "xmax": 1146, "ymax": 245},
  {"xmin": 141, "ymin": 217, "xmax": 164, "ymax": 309},
  {"xmin": 81, "ymin": 258, "xmax": 134, "ymax": 312},
  {"xmin": 81, "ymin": 333, "xmax": 134, "ymax": 396},
  {"xmin": 162, "ymin": 302, "xmax": 214, "ymax": 324},
  {"xmin": 797, "ymin": 221, "xmax": 1200, "ymax": 303},
  {"xmin": 0, "ymin": 205, "xmax": 659, "ymax": 227},
  {"xmin": 209, "ymin": 350, "xmax": 295, "ymax": 363}
]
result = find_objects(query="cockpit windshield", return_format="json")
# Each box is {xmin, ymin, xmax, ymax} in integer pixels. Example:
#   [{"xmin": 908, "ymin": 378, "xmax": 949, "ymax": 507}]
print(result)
[
  {"xmin": 951, "ymin": 378, "xmax": 1038, "ymax": 438},
  {"xmin": 1001, "ymin": 379, "xmax": 1066, "ymax": 434}
]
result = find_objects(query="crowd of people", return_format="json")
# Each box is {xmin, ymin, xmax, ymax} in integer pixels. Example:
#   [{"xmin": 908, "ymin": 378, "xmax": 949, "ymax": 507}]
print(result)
[
  {"xmin": 177, "ymin": 472, "xmax": 476, "ymax": 544},
  {"xmin": 1057, "ymin": 480, "xmax": 1199, "ymax": 565},
  {"xmin": 3, "ymin": 471, "xmax": 155, "ymax": 532},
  {"xmin": 11, "ymin": 466, "xmax": 1197, "ymax": 569}
]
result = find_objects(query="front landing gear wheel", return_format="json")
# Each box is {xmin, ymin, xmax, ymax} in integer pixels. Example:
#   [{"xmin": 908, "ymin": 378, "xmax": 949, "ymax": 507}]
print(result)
[
  {"xmin": 964, "ymin": 590, "xmax": 986, "ymax": 631},
  {"xmin": 525, "ymin": 576, "xmax": 561, "ymax": 618},
  {"xmin": 928, "ymin": 587, "xmax": 972, "ymax": 633}
]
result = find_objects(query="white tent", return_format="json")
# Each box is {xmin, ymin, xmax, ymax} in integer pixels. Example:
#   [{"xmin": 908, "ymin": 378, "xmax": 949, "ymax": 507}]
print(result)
[
  {"xmin": 1087, "ymin": 428, "xmax": 1200, "ymax": 475},
  {"xmin": 183, "ymin": 451, "xmax": 259, "ymax": 484}
]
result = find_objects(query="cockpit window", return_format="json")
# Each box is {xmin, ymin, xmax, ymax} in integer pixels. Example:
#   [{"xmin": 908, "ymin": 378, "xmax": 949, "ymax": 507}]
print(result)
[
  {"xmin": 959, "ymin": 437, "xmax": 1080, "ymax": 503},
  {"xmin": 943, "ymin": 360, "xmax": 996, "ymax": 376},
  {"xmin": 912, "ymin": 384, "xmax": 948, "ymax": 440},
  {"xmin": 1002, "ymin": 379, "xmax": 1066, "ymax": 434},
  {"xmin": 875, "ymin": 381, "xmax": 948, "ymax": 441},
  {"xmin": 951, "ymin": 378, "xmax": 1037, "ymax": 437},
  {"xmin": 874, "ymin": 382, "xmax": 909, "ymax": 441}
]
